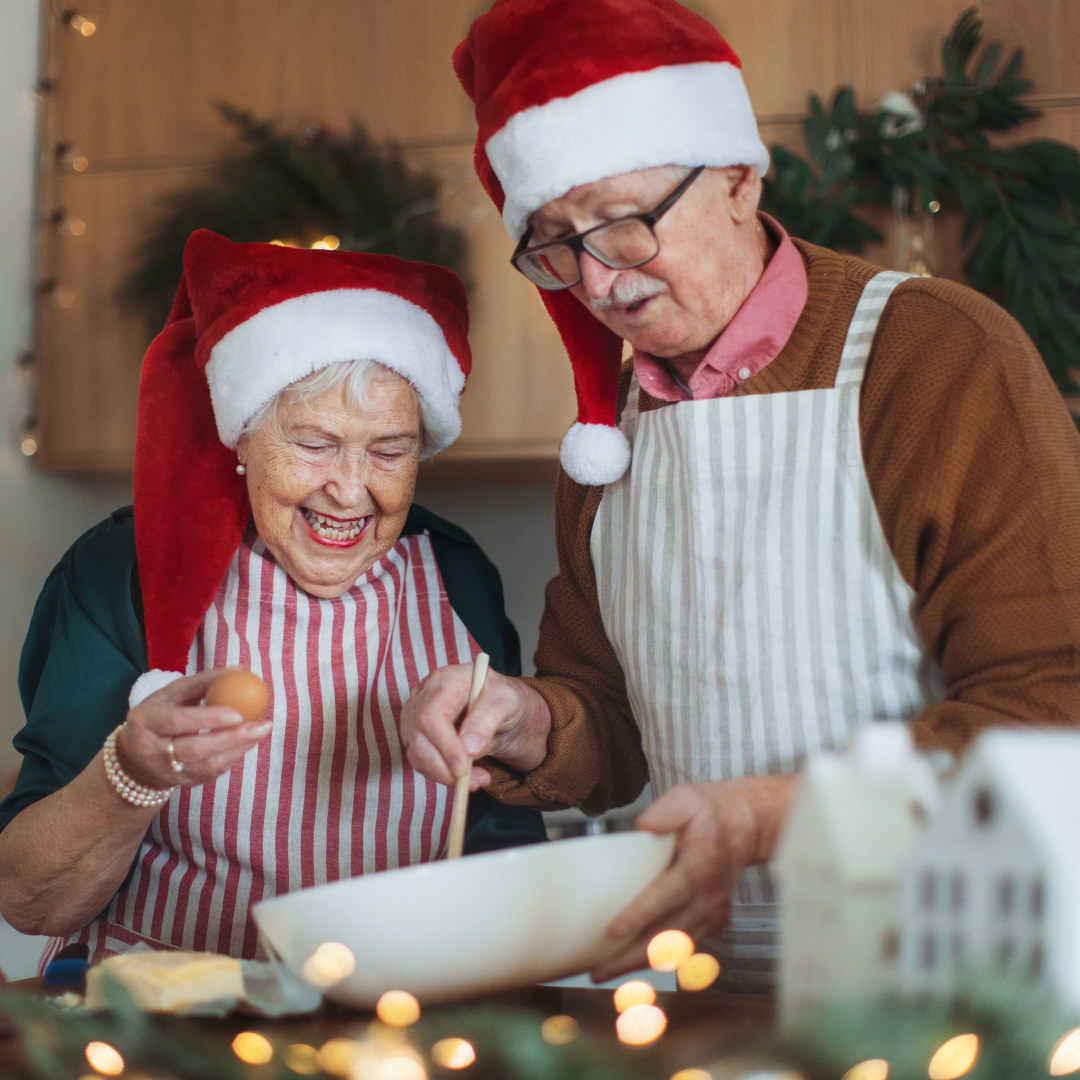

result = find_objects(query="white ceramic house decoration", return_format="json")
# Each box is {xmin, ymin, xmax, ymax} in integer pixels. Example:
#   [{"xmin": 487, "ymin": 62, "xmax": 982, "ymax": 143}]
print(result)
[
  {"xmin": 774, "ymin": 723, "xmax": 939, "ymax": 1032},
  {"xmin": 898, "ymin": 728, "xmax": 1080, "ymax": 1008}
]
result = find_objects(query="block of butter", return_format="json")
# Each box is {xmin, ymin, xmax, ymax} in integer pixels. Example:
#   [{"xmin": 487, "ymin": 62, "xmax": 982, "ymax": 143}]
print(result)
[{"xmin": 85, "ymin": 950, "xmax": 244, "ymax": 1012}]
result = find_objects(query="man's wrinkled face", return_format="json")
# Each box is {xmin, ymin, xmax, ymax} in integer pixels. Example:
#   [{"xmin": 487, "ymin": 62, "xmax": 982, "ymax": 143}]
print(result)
[{"xmin": 526, "ymin": 165, "xmax": 766, "ymax": 360}]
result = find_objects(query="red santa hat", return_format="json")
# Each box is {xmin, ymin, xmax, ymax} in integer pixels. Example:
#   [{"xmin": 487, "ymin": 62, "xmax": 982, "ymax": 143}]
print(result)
[
  {"xmin": 129, "ymin": 229, "xmax": 471, "ymax": 707},
  {"xmin": 454, "ymin": 0, "xmax": 769, "ymax": 485}
]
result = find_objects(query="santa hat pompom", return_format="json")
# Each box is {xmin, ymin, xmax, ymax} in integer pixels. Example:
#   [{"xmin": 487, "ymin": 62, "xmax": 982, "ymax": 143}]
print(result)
[
  {"xmin": 129, "ymin": 669, "xmax": 185, "ymax": 708},
  {"xmin": 559, "ymin": 423, "xmax": 632, "ymax": 488}
]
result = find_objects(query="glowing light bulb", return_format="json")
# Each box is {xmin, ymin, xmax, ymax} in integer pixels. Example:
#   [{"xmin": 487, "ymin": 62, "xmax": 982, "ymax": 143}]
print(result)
[
  {"xmin": 233, "ymin": 1032, "xmax": 274, "ymax": 1065},
  {"xmin": 302, "ymin": 942, "xmax": 356, "ymax": 987},
  {"xmin": 842, "ymin": 1060, "xmax": 889, "ymax": 1080},
  {"xmin": 85, "ymin": 1042, "xmax": 124, "ymax": 1076},
  {"xmin": 1050, "ymin": 1028, "xmax": 1080, "ymax": 1075},
  {"xmin": 376, "ymin": 990, "xmax": 421, "ymax": 1027},
  {"xmin": 927, "ymin": 1034, "xmax": 978, "ymax": 1080},
  {"xmin": 540, "ymin": 1015, "xmax": 580, "ymax": 1045},
  {"xmin": 928, "ymin": 201, "xmax": 941, "ymax": 213},
  {"xmin": 72, "ymin": 156, "xmax": 89, "ymax": 172},
  {"xmin": 322, "ymin": 235, "xmax": 340, "ymax": 250},
  {"xmin": 616, "ymin": 1003, "xmax": 667, "ymax": 1045},
  {"xmin": 269, "ymin": 240, "xmax": 285, "ymax": 246},
  {"xmin": 613, "ymin": 980, "xmax": 656, "ymax": 1013},
  {"xmin": 378, "ymin": 1058, "xmax": 425, "ymax": 1080},
  {"xmin": 311, "ymin": 240, "xmax": 331, "ymax": 250},
  {"xmin": 670, "ymin": 1070, "xmax": 712, "ymax": 1080},
  {"xmin": 20, "ymin": 438, "xmax": 37, "ymax": 456},
  {"xmin": 317, "ymin": 1039, "xmax": 363, "ymax": 1076},
  {"xmin": 285, "ymin": 1044, "xmax": 319, "ymax": 1075},
  {"xmin": 647, "ymin": 929, "xmax": 694, "ymax": 972},
  {"xmin": 430, "ymin": 1039, "xmax": 475, "ymax": 1070},
  {"xmin": 676, "ymin": 953, "xmax": 721, "ymax": 991},
  {"xmin": 66, "ymin": 219, "xmax": 86, "ymax": 236},
  {"xmin": 71, "ymin": 15, "xmax": 96, "ymax": 35}
]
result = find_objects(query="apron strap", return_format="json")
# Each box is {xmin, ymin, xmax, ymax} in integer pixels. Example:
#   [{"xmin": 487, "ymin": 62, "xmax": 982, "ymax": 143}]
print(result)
[{"xmin": 834, "ymin": 271, "xmax": 915, "ymax": 389}]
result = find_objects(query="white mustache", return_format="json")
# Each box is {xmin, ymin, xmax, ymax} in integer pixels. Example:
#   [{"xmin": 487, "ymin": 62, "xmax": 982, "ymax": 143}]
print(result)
[{"xmin": 588, "ymin": 274, "xmax": 669, "ymax": 312}]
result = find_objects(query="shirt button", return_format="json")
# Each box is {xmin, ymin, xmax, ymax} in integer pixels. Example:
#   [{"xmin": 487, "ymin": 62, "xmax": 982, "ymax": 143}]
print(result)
[{"xmin": 738, "ymin": 366, "xmax": 752, "ymax": 381}]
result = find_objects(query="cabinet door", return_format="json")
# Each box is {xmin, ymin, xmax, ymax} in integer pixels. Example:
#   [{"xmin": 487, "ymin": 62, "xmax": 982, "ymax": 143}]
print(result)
[{"xmin": 34, "ymin": 0, "xmax": 576, "ymax": 477}]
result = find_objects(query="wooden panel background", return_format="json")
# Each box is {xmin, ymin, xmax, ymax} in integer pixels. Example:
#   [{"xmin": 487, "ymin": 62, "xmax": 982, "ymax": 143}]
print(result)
[{"xmin": 32, "ymin": 0, "xmax": 1080, "ymax": 475}]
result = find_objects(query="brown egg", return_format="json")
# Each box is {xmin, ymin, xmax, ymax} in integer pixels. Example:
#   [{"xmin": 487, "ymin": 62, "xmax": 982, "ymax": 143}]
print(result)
[{"xmin": 206, "ymin": 669, "xmax": 269, "ymax": 722}]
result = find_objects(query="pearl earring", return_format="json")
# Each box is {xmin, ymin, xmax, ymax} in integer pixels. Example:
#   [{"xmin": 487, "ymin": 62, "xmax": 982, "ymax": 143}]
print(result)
[{"xmin": 236, "ymin": 464, "xmax": 246, "ymax": 475}]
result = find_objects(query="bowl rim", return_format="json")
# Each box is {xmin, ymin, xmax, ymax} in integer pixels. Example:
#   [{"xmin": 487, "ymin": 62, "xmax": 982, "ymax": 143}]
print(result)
[{"xmin": 253, "ymin": 828, "xmax": 674, "ymax": 917}]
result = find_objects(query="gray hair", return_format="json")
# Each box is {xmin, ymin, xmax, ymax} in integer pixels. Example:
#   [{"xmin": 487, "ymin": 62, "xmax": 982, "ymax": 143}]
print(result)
[{"xmin": 241, "ymin": 360, "xmax": 426, "ymax": 448}]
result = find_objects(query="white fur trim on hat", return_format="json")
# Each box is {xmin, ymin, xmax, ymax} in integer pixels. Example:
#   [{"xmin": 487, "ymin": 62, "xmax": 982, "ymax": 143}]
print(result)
[
  {"xmin": 129, "ymin": 669, "xmax": 185, "ymax": 708},
  {"xmin": 487, "ymin": 62, "xmax": 771, "ymax": 239},
  {"xmin": 559, "ymin": 422, "xmax": 631, "ymax": 486},
  {"xmin": 206, "ymin": 288, "xmax": 465, "ymax": 456}
]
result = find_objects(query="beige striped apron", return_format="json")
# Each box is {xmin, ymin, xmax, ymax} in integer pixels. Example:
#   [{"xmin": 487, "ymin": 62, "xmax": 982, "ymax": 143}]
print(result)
[{"xmin": 591, "ymin": 271, "xmax": 943, "ymax": 991}]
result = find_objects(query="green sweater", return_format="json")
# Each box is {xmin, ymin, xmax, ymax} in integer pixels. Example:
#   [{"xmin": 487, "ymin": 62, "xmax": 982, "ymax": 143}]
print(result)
[{"xmin": 1, "ymin": 504, "xmax": 546, "ymax": 855}]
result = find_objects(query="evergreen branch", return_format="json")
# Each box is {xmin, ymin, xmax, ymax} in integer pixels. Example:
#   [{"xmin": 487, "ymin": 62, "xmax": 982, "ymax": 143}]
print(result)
[
  {"xmin": 761, "ymin": 6, "xmax": 1080, "ymax": 404},
  {"xmin": 119, "ymin": 106, "xmax": 468, "ymax": 338}
]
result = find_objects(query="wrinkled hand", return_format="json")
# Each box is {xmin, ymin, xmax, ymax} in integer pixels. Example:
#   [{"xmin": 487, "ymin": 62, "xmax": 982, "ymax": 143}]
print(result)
[
  {"xmin": 117, "ymin": 669, "xmax": 272, "ymax": 791},
  {"xmin": 590, "ymin": 775, "xmax": 798, "ymax": 983},
  {"xmin": 400, "ymin": 663, "xmax": 551, "ymax": 789}
]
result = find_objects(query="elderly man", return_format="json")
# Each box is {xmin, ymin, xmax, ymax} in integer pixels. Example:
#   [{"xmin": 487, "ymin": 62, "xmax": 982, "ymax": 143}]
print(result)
[{"xmin": 402, "ymin": 0, "xmax": 1080, "ymax": 990}]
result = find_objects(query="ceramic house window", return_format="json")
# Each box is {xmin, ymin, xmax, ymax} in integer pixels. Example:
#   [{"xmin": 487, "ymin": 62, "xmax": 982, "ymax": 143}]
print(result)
[
  {"xmin": 996, "ymin": 937, "xmax": 1014, "ymax": 967},
  {"xmin": 921, "ymin": 930, "xmax": 936, "ymax": 971},
  {"xmin": 881, "ymin": 927, "xmax": 900, "ymax": 962},
  {"xmin": 974, "ymin": 787, "xmax": 995, "ymax": 825},
  {"xmin": 1030, "ymin": 941, "xmax": 1044, "ymax": 978},
  {"xmin": 921, "ymin": 869, "xmax": 936, "ymax": 910},
  {"xmin": 950, "ymin": 932, "xmax": 964, "ymax": 965},
  {"xmin": 949, "ymin": 871, "xmax": 965, "ymax": 912},
  {"xmin": 998, "ymin": 875, "xmax": 1015, "ymax": 917}
]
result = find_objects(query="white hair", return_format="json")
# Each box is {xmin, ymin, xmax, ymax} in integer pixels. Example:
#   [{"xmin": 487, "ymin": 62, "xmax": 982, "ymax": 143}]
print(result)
[{"xmin": 240, "ymin": 360, "xmax": 426, "ymax": 448}]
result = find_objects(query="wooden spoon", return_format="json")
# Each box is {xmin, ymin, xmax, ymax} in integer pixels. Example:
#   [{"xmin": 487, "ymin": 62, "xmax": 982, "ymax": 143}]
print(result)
[{"xmin": 447, "ymin": 652, "xmax": 490, "ymax": 860}]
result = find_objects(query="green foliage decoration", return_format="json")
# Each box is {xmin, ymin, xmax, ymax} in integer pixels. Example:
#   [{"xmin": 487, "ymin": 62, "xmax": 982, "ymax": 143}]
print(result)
[
  {"xmin": 120, "ymin": 104, "xmax": 467, "ymax": 337},
  {"xmin": 0, "ymin": 981, "xmax": 647, "ymax": 1080},
  {"xmin": 761, "ymin": 8, "xmax": 1080, "ymax": 396},
  {"xmin": 782, "ymin": 972, "xmax": 1080, "ymax": 1080}
]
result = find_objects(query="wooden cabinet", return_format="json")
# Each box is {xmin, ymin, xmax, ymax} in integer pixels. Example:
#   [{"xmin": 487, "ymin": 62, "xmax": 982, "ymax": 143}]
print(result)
[{"xmin": 32, "ymin": 0, "xmax": 1079, "ymax": 476}]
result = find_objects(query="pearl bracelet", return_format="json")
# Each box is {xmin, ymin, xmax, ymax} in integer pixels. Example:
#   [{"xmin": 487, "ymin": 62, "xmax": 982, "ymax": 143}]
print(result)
[{"xmin": 103, "ymin": 725, "xmax": 176, "ymax": 808}]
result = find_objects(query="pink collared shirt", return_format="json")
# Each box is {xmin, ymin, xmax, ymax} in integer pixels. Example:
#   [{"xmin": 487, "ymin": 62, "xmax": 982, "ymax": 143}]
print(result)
[{"xmin": 632, "ymin": 213, "xmax": 808, "ymax": 401}]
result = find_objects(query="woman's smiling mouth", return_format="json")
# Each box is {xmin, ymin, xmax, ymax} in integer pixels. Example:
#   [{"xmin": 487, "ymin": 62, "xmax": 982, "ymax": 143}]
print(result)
[{"xmin": 300, "ymin": 507, "xmax": 371, "ymax": 546}]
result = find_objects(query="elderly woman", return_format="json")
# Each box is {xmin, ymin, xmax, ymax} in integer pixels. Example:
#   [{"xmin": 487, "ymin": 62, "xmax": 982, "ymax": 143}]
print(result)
[{"xmin": 0, "ymin": 230, "xmax": 543, "ymax": 963}]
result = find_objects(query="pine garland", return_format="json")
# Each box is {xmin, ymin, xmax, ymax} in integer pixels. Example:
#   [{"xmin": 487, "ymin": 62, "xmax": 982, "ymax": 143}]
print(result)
[
  {"xmin": 120, "ymin": 104, "xmax": 467, "ymax": 336},
  {"xmin": 0, "ymin": 980, "xmax": 648, "ymax": 1080},
  {"xmin": 3, "ymin": 974, "xmax": 1076, "ymax": 1080},
  {"xmin": 761, "ymin": 7, "xmax": 1080, "ymax": 398},
  {"xmin": 782, "ymin": 973, "xmax": 1080, "ymax": 1080}
]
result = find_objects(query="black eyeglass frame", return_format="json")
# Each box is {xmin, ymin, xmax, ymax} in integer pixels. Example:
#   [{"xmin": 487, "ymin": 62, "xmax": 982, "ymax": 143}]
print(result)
[{"xmin": 510, "ymin": 166, "xmax": 706, "ymax": 290}]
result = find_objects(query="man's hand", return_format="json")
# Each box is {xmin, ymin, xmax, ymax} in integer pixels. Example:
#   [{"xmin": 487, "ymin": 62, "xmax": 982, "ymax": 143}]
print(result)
[
  {"xmin": 590, "ymin": 774, "xmax": 799, "ymax": 982},
  {"xmin": 400, "ymin": 664, "xmax": 552, "ymax": 788}
]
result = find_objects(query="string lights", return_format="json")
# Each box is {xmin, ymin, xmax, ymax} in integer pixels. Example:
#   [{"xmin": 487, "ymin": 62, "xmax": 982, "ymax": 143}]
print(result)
[{"xmin": 63, "ymin": 10, "xmax": 97, "ymax": 36}]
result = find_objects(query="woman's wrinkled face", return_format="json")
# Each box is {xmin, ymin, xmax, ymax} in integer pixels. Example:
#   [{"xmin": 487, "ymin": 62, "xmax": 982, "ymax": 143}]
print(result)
[{"xmin": 238, "ymin": 369, "xmax": 422, "ymax": 598}]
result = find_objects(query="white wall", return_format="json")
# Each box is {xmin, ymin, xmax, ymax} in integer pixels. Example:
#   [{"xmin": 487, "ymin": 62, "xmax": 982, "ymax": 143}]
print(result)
[
  {"xmin": 412, "ymin": 484, "xmax": 558, "ymax": 675},
  {"xmin": 0, "ymin": 1, "xmax": 134, "ymax": 785}
]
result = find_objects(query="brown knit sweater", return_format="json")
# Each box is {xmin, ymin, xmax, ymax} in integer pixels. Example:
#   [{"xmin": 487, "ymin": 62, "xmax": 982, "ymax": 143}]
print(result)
[{"xmin": 485, "ymin": 240, "xmax": 1080, "ymax": 814}]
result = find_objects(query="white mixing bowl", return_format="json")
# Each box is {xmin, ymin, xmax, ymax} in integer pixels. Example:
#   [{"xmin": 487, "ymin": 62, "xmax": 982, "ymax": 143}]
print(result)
[{"xmin": 253, "ymin": 830, "xmax": 675, "ymax": 1006}]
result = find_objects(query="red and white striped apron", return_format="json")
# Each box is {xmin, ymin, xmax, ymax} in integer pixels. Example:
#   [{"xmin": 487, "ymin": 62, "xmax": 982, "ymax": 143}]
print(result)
[{"xmin": 46, "ymin": 529, "xmax": 475, "ymax": 967}]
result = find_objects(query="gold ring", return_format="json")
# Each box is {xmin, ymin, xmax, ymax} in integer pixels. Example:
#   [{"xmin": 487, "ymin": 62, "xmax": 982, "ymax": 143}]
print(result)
[{"xmin": 167, "ymin": 740, "xmax": 184, "ymax": 774}]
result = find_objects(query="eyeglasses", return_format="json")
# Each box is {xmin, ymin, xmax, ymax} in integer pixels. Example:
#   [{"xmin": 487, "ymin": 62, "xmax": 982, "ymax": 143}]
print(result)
[{"xmin": 511, "ymin": 167, "xmax": 706, "ymax": 291}]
